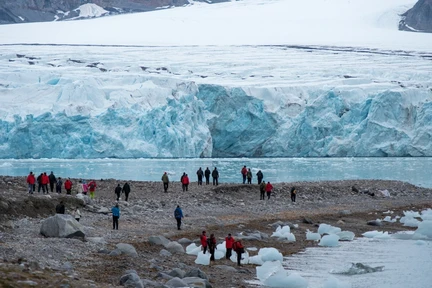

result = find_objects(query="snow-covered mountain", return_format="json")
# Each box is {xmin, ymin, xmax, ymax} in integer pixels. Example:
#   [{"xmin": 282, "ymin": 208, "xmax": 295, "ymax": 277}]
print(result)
[
  {"xmin": 0, "ymin": 0, "xmax": 225, "ymax": 24},
  {"xmin": 0, "ymin": 0, "xmax": 431, "ymax": 159}
]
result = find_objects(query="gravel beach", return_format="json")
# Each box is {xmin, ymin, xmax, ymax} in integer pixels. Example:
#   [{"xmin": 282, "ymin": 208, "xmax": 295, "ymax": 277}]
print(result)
[{"xmin": 0, "ymin": 176, "xmax": 431, "ymax": 287}]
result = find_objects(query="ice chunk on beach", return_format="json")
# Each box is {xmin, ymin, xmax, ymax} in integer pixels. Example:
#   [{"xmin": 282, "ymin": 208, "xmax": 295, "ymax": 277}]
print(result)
[
  {"xmin": 230, "ymin": 250, "xmax": 249, "ymax": 264},
  {"xmin": 362, "ymin": 231, "xmax": 391, "ymax": 239},
  {"xmin": 258, "ymin": 247, "xmax": 283, "ymax": 262},
  {"xmin": 403, "ymin": 218, "xmax": 421, "ymax": 227},
  {"xmin": 306, "ymin": 230, "xmax": 321, "ymax": 241},
  {"xmin": 186, "ymin": 243, "xmax": 201, "ymax": 255},
  {"xmin": 195, "ymin": 251, "xmax": 210, "ymax": 265},
  {"xmin": 415, "ymin": 240, "xmax": 427, "ymax": 245},
  {"xmin": 413, "ymin": 220, "xmax": 432, "ymax": 239},
  {"xmin": 318, "ymin": 224, "xmax": 341, "ymax": 235},
  {"xmin": 403, "ymin": 210, "xmax": 421, "ymax": 218},
  {"xmin": 382, "ymin": 216, "xmax": 397, "ymax": 223},
  {"xmin": 322, "ymin": 276, "xmax": 352, "ymax": 288},
  {"xmin": 420, "ymin": 209, "xmax": 432, "ymax": 221},
  {"xmin": 256, "ymin": 261, "xmax": 308, "ymax": 288},
  {"xmin": 249, "ymin": 255, "xmax": 264, "ymax": 265},
  {"xmin": 318, "ymin": 234, "xmax": 340, "ymax": 247},
  {"xmin": 214, "ymin": 249, "xmax": 225, "ymax": 260},
  {"xmin": 256, "ymin": 261, "xmax": 284, "ymax": 282},
  {"xmin": 271, "ymin": 225, "xmax": 293, "ymax": 240},
  {"xmin": 263, "ymin": 271, "xmax": 308, "ymax": 288},
  {"xmin": 336, "ymin": 231, "xmax": 355, "ymax": 241},
  {"xmin": 216, "ymin": 241, "xmax": 226, "ymax": 253}
]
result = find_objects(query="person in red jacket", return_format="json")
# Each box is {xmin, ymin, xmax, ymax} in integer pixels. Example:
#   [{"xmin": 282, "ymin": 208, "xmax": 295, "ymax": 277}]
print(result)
[
  {"xmin": 26, "ymin": 172, "xmax": 35, "ymax": 194},
  {"xmin": 233, "ymin": 240, "xmax": 245, "ymax": 266},
  {"xmin": 181, "ymin": 173, "xmax": 190, "ymax": 192},
  {"xmin": 64, "ymin": 178, "xmax": 73, "ymax": 195},
  {"xmin": 88, "ymin": 180, "xmax": 97, "ymax": 199},
  {"xmin": 241, "ymin": 166, "xmax": 248, "ymax": 184},
  {"xmin": 41, "ymin": 172, "xmax": 50, "ymax": 194},
  {"xmin": 225, "ymin": 233, "xmax": 235, "ymax": 259},
  {"xmin": 200, "ymin": 231, "xmax": 208, "ymax": 254},
  {"xmin": 265, "ymin": 181, "xmax": 273, "ymax": 200}
]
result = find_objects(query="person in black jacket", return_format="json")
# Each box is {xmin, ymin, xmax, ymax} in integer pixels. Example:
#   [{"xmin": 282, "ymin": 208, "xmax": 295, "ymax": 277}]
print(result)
[
  {"xmin": 122, "ymin": 182, "xmax": 131, "ymax": 201},
  {"xmin": 196, "ymin": 167, "xmax": 204, "ymax": 186},
  {"xmin": 212, "ymin": 167, "xmax": 219, "ymax": 186},
  {"xmin": 256, "ymin": 170, "xmax": 263, "ymax": 184},
  {"xmin": 115, "ymin": 184, "xmax": 122, "ymax": 201},
  {"xmin": 55, "ymin": 201, "xmax": 65, "ymax": 214},
  {"xmin": 204, "ymin": 167, "xmax": 211, "ymax": 185},
  {"xmin": 49, "ymin": 171, "xmax": 57, "ymax": 192}
]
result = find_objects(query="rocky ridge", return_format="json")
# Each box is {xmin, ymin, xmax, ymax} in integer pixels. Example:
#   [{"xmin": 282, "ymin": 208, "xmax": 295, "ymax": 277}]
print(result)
[{"xmin": 0, "ymin": 176, "xmax": 431, "ymax": 287}]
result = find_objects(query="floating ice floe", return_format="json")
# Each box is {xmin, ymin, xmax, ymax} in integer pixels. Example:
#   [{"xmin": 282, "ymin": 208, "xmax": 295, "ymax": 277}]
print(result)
[
  {"xmin": 306, "ymin": 230, "xmax": 321, "ymax": 241},
  {"xmin": 318, "ymin": 224, "xmax": 341, "ymax": 235},
  {"xmin": 362, "ymin": 230, "xmax": 391, "ymax": 239},
  {"xmin": 318, "ymin": 234, "xmax": 340, "ymax": 247},
  {"xmin": 256, "ymin": 261, "xmax": 308, "ymax": 288},
  {"xmin": 322, "ymin": 276, "xmax": 352, "ymax": 288}
]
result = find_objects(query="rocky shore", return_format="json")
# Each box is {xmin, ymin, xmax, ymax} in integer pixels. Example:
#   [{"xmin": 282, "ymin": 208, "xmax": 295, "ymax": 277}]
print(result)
[{"xmin": 1, "ymin": 176, "xmax": 431, "ymax": 287}]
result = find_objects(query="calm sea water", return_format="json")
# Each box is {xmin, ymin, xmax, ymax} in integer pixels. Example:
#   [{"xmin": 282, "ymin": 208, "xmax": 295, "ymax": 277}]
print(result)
[{"xmin": 0, "ymin": 157, "xmax": 431, "ymax": 187}]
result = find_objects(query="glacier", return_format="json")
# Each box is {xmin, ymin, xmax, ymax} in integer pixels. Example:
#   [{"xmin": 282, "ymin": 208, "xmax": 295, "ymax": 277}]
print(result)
[
  {"xmin": 0, "ymin": 45, "xmax": 431, "ymax": 159},
  {"xmin": 0, "ymin": 0, "xmax": 431, "ymax": 159}
]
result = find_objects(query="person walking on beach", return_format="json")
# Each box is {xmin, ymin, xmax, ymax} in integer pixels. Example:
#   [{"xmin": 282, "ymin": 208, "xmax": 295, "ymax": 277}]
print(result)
[
  {"xmin": 290, "ymin": 186, "xmax": 297, "ymax": 202},
  {"xmin": 265, "ymin": 181, "xmax": 273, "ymax": 200},
  {"xmin": 174, "ymin": 205, "xmax": 184, "ymax": 230},
  {"xmin": 233, "ymin": 240, "xmax": 245, "ymax": 266},
  {"xmin": 225, "ymin": 233, "xmax": 235, "ymax": 259},
  {"xmin": 181, "ymin": 173, "xmax": 190, "ymax": 191},
  {"xmin": 162, "ymin": 172, "xmax": 169, "ymax": 192},
  {"xmin": 56, "ymin": 177, "xmax": 63, "ymax": 193},
  {"xmin": 26, "ymin": 172, "xmax": 35, "ymax": 194},
  {"xmin": 207, "ymin": 233, "xmax": 217, "ymax": 261},
  {"xmin": 88, "ymin": 180, "xmax": 97, "ymax": 200},
  {"xmin": 212, "ymin": 167, "xmax": 219, "ymax": 186},
  {"xmin": 73, "ymin": 207, "xmax": 81, "ymax": 222},
  {"xmin": 122, "ymin": 182, "xmax": 131, "ymax": 201},
  {"xmin": 256, "ymin": 170, "xmax": 263, "ymax": 184},
  {"xmin": 196, "ymin": 167, "xmax": 204, "ymax": 185},
  {"xmin": 64, "ymin": 178, "xmax": 73, "ymax": 195},
  {"xmin": 259, "ymin": 181, "xmax": 266, "ymax": 200},
  {"xmin": 111, "ymin": 203, "xmax": 120, "ymax": 230},
  {"xmin": 241, "ymin": 166, "xmax": 248, "ymax": 184},
  {"xmin": 115, "ymin": 184, "xmax": 122, "ymax": 201},
  {"xmin": 77, "ymin": 180, "xmax": 84, "ymax": 195},
  {"xmin": 200, "ymin": 231, "xmax": 208, "ymax": 254},
  {"xmin": 55, "ymin": 201, "xmax": 65, "ymax": 214},
  {"xmin": 49, "ymin": 171, "xmax": 56, "ymax": 193},
  {"xmin": 247, "ymin": 168, "xmax": 252, "ymax": 184},
  {"xmin": 204, "ymin": 167, "xmax": 211, "ymax": 185}
]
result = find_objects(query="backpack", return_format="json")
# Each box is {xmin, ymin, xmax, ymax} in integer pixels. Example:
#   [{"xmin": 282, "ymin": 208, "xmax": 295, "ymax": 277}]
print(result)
[
  {"xmin": 174, "ymin": 209, "xmax": 181, "ymax": 218},
  {"xmin": 89, "ymin": 182, "xmax": 95, "ymax": 190},
  {"xmin": 232, "ymin": 241, "xmax": 238, "ymax": 252}
]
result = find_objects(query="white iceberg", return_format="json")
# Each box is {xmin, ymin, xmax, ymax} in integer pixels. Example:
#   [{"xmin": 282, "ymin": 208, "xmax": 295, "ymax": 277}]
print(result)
[
  {"xmin": 336, "ymin": 231, "xmax": 355, "ymax": 241},
  {"xmin": 195, "ymin": 251, "xmax": 210, "ymax": 265},
  {"xmin": 258, "ymin": 247, "xmax": 283, "ymax": 262},
  {"xmin": 318, "ymin": 224, "xmax": 341, "ymax": 235},
  {"xmin": 306, "ymin": 230, "xmax": 321, "ymax": 241},
  {"xmin": 318, "ymin": 234, "xmax": 340, "ymax": 247}
]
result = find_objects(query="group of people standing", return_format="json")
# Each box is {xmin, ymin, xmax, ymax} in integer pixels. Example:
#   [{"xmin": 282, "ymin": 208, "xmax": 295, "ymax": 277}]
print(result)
[
  {"xmin": 114, "ymin": 183, "xmax": 131, "ymax": 201},
  {"xmin": 161, "ymin": 167, "xmax": 220, "ymax": 192},
  {"xmin": 199, "ymin": 231, "xmax": 245, "ymax": 266},
  {"xmin": 26, "ymin": 171, "xmax": 97, "ymax": 199}
]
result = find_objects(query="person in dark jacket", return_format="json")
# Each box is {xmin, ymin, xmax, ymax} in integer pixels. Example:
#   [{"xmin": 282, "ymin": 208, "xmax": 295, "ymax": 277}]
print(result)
[
  {"xmin": 56, "ymin": 177, "xmax": 63, "ymax": 194},
  {"xmin": 49, "ymin": 171, "xmax": 56, "ymax": 192},
  {"xmin": 115, "ymin": 184, "xmax": 122, "ymax": 201},
  {"xmin": 247, "ymin": 169, "xmax": 252, "ymax": 184},
  {"xmin": 207, "ymin": 233, "xmax": 217, "ymax": 261},
  {"xmin": 196, "ymin": 167, "xmax": 204, "ymax": 185},
  {"xmin": 55, "ymin": 201, "xmax": 65, "ymax": 214},
  {"xmin": 122, "ymin": 182, "xmax": 131, "ymax": 201},
  {"xmin": 174, "ymin": 205, "xmax": 184, "ymax": 230},
  {"xmin": 212, "ymin": 168, "xmax": 219, "ymax": 186},
  {"xmin": 37, "ymin": 173, "xmax": 43, "ymax": 193},
  {"xmin": 290, "ymin": 186, "xmax": 297, "ymax": 202},
  {"xmin": 161, "ymin": 172, "xmax": 169, "ymax": 192},
  {"xmin": 204, "ymin": 167, "xmax": 211, "ymax": 185},
  {"xmin": 256, "ymin": 170, "xmax": 263, "ymax": 184},
  {"xmin": 259, "ymin": 181, "xmax": 266, "ymax": 200},
  {"xmin": 111, "ymin": 204, "xmax": 120, "ymax": 230}
]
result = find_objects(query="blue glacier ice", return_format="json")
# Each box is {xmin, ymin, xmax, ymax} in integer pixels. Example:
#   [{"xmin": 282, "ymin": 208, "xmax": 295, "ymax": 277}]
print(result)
[{"xmin": 0, "ymin": 45, "xmax": 431, "ymax": 159}]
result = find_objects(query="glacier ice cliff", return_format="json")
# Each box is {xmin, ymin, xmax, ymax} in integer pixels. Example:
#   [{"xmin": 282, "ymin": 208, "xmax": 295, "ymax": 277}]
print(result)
[{"xmin": 0, "ymin": 45, "xmax": 431, "ymax": 159}]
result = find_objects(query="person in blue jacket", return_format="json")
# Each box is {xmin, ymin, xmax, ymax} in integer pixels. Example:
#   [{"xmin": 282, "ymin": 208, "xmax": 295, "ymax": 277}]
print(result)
[
  {"xmin": 112, "ymin": 203, "xmax": 120, "ymax": 230},
  {"xmin": 174, "ymin": 205, "xmax": 184, "ymax": 230}
]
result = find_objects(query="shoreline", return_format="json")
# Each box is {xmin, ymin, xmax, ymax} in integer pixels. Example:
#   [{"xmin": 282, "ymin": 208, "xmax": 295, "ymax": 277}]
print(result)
[{"xmin": 1, "ymin": 177, "xmax": 432, "ymax": 287}]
